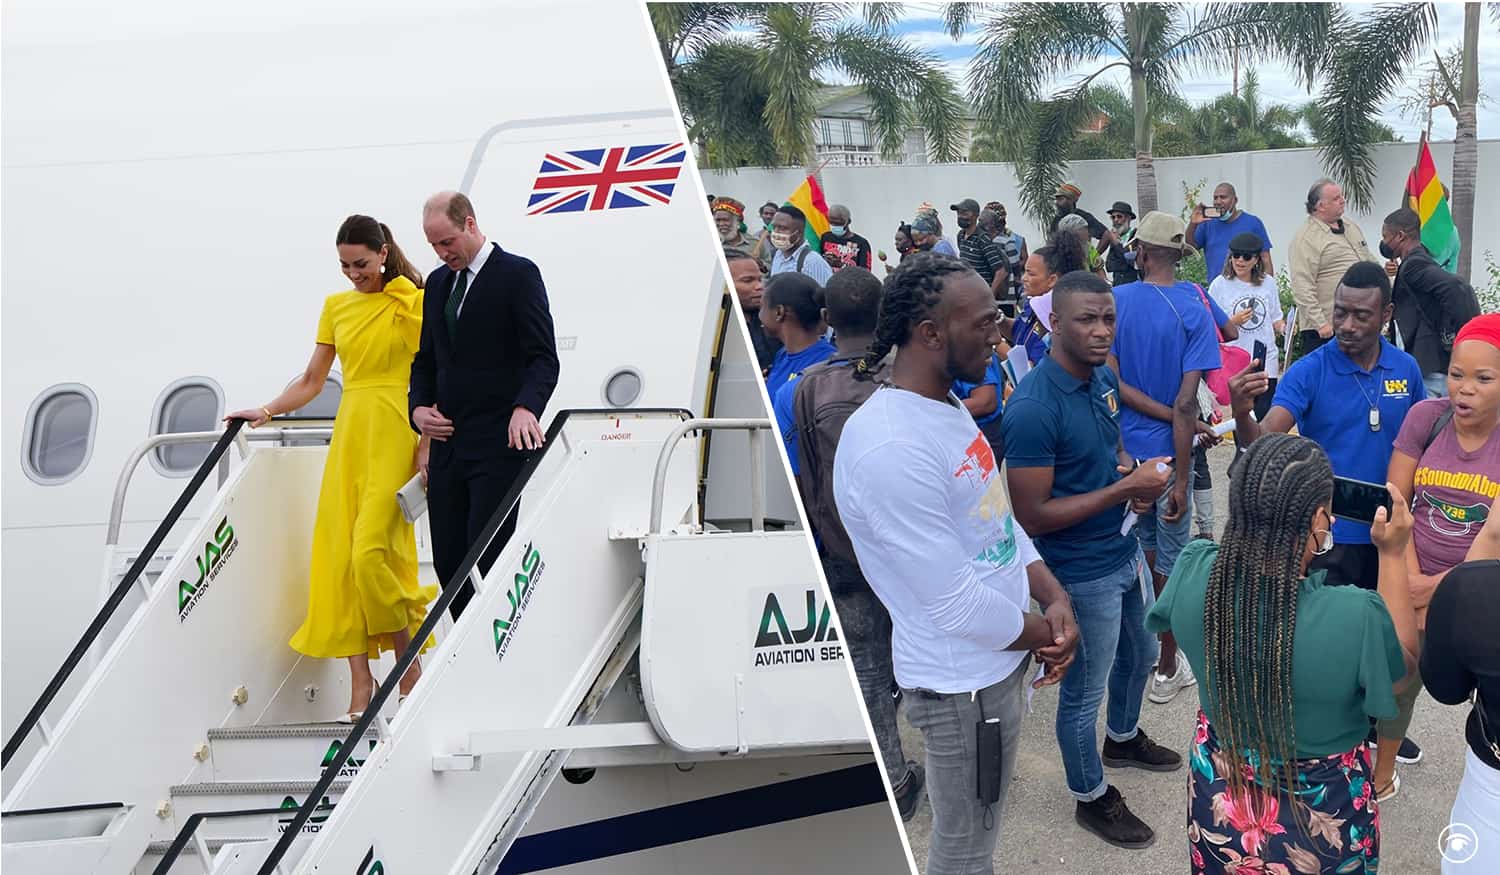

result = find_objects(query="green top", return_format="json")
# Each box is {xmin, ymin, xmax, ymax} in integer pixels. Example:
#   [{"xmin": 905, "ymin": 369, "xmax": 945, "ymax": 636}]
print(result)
[{"xmin": 1145, "ymin": 540, "xmax": 1406, "ymax": 758}]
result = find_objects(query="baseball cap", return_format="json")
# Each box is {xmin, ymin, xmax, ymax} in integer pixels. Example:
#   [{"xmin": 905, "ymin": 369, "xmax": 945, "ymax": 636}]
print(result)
[
  {"xmin": 950, "ymin": 198, "xmax": 981, "ymax": 213},
  {"xmin": 1131, "ymin": 210, "xmax": 1195, "ymax": 253}
]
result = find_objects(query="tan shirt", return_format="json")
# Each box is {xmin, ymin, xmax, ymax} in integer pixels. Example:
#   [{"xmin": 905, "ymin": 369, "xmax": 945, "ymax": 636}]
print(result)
[{"xmin": 1288, "ymin": 215, "xmax": 1382, "ymax": 332}]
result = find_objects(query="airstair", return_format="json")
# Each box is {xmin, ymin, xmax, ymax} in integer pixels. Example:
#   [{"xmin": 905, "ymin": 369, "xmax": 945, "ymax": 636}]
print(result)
[{"xmin": 1, "ymin": 408, "xmax": 888, "ymax": 874}]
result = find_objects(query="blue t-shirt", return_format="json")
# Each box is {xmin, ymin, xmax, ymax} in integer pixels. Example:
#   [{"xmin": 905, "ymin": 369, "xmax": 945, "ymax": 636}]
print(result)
[
  {"xmin": 1271, "ymin": 338, "xmax": 1426, "ymax": 544},
  {"xmin": 1193, "ymin": 212, "xmax": 1273, "ymax": 278},
  {"xmin": 765, "ymin": 338, "xmax": 836, "ymax": 400},
  {"xmin": 953, "ymin": 353, "xmax": 1004, "ymax": 428},
  {"xmin": 1002, "ymin": 357, "xmax": 1136, "ymax": 581},
  {"xmin": 1012, "ymin": 298, "xmax": 1050, "ymax": 365},
  {"xmin": 1111, "ymin": 280, "xmax": 1222, "ymax": 458},
  {"xmin": 767, "ymin": 341, "xmax": 838, "ymax": 475}
]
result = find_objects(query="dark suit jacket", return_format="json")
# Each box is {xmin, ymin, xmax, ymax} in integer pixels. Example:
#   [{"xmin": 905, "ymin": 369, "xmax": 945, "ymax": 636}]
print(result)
[
  {"xmin": 1390, "ymin": 245, "xmax": 1480, "ymax": 375},
  {"xmin": 409, "ymin": 242, "xmax": 560, "ymax": 459}
]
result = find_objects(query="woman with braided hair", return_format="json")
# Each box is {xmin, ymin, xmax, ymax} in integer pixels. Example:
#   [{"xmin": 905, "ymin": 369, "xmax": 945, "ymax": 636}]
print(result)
[{"xmin": 1146, "ymin": 433, "xmax": 1421, "ymax": 873}]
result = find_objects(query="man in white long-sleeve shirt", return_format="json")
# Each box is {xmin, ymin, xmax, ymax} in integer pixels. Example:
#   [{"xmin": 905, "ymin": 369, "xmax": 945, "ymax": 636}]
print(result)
[{"xmin": 834, "ymin": 252, "xmax": 1079, "ymax": 875}]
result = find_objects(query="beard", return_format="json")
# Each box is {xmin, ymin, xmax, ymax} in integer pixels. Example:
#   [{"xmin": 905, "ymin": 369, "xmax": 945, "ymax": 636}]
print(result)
[{"xmin": 945, "ymin": 345, "xmax": 989, "ymax": 385}]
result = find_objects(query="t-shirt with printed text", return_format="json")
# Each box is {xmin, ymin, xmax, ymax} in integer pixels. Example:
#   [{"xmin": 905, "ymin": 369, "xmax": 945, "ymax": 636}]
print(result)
[{"xmin": 1392, "ymin": 398, "xmax": 1500, "ymax": 574}]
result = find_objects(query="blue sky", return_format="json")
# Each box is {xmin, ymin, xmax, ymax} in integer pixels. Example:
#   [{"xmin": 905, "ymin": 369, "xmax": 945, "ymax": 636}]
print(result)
[{"xmin": 859, "ymin": 2, "xmax": 1498, "ymax": 143}]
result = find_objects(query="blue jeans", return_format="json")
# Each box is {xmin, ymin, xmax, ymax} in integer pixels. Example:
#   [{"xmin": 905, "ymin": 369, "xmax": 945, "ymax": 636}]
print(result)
[
  {"xmin": 902, "ymin": 658, "xmax": 1030, "ymax": 875},
  {"xmin": 1424, "ymin": 371, "xmax": 1448, "ymax": 398},
  {"xmin": 1054, "ymin": 548, "xmax": 1158, "ymax": 801},
  {"xmin": 1134, "ymin": 479, "xmax": 1193, "ymax": 578}
]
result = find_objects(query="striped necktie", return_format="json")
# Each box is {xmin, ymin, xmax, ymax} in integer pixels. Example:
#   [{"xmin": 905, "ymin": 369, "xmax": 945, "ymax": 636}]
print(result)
[{"xmin": 444, "ymin": 268, "xmax": 468, "ymax": 342}]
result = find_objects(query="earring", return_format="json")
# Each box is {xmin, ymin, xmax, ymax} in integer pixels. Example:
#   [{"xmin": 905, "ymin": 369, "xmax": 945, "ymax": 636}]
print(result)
[{"xmin": 379, "ymin": 263, "xmax": 386, "ymax": 274}]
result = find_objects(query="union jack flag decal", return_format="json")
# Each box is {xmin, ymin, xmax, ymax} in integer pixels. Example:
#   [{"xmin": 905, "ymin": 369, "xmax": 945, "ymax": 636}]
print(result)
[{"xmin": 527, "ymin": 142, "xmax": 686, "ymax": 215}]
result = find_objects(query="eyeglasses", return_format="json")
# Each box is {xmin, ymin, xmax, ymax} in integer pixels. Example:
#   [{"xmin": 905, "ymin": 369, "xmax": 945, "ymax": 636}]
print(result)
[{"xmin": 1230, "ymin": 252, "xmax": 1258, "ymax": 261}]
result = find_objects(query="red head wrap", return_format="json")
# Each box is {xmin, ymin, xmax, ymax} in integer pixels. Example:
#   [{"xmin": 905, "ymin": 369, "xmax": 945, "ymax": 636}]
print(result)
[{"xmin": 1454, "ymin": 313, "xmax": 1500, "ymax": 352}]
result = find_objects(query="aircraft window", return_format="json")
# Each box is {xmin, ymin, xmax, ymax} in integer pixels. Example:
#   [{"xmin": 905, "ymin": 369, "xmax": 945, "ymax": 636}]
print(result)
[
  {"xmin": 603, "ymin": 367, "xmax": 643, "ymax": 407},
  {"xmin": 150, "ymin": 378, "xmax": 225, "ymax": 476},
  {"xmin": 22, "ymin": 384, "xmax": 98, "ymax": 485},
  {"xmin": 282, "ymin": 372, "xmax": 341, "ymax": 447}
]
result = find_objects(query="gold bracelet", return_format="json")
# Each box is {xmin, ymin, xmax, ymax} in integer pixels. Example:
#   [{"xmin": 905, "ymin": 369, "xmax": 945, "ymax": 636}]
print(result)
[{"xmin": 261, "ymin": 406, "xmax": 274, "ymax": 421}]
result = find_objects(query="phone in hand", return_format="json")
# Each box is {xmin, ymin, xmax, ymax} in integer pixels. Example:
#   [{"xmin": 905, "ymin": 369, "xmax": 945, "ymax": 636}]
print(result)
[
  {"xmin": 1202, "ymin": 206, "xmax": 1222, "ymax": 219},
  {"xmin": 1251, "ymin": 340, "xmax": 1267, "ymax": 373},
  {"xmin": 1332, "ymin": 477, "xmax": 1393, "ymax": 525}
]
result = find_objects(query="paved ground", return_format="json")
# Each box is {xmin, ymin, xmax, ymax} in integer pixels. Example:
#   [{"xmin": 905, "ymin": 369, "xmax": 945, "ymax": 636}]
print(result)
[{"xmin": 895, "ymin": 442, "xmax": 1466, "ymax": 874}]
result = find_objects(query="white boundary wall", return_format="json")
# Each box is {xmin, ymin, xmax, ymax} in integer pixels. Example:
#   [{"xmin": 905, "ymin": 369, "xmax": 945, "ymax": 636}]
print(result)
[{"xmin": 705, "ymin": 140, "xmax": 1497, "ymax": 274}]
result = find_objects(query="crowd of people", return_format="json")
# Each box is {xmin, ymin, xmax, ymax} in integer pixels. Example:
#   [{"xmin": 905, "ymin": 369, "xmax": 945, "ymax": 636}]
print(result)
[
  {"xmin": 717, "ymin": 177, "xmax": 1498, "ymax": 874},
  {"xmin": 226, "ymin": 192, "xmax": 560, "ymax": 723}
]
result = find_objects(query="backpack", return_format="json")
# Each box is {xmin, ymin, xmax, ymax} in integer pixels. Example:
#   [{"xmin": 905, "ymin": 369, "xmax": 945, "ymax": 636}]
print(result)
[
  {"xmin": 1424, "ymin": 402, "xmax": 1455, "ymax": 452},
  {"xmin": 1145, "ymin": 282, "xmax": 1249, "ymax": 407},
  {"xmin": 792, "ymin": 353, "xmax": 889, "ymax": 565}
]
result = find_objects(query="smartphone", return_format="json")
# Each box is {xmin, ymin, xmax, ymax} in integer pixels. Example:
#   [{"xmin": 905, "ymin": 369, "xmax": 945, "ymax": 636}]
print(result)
[
  {"xmin": 1202, "ymin": 206, "xmax": 1222, "ymax": 219},
  {"xmin": 1332, "ymin": 477, "xmax": 1393, "ymax": 525},
  {"xmin": 1251, "ymin": 340, "xmax": 1267, "ymax": 373}
]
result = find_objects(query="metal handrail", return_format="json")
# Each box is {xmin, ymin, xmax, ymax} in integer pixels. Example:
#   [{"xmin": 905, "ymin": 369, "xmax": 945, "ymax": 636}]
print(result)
[
  {"xmin": 252, "ymin": 408, "xmax": 689, "ymax": 875},
  {"xmin": 649, "ymin": 419, "xmax": 772, "ymax": 535},
  {"xmin": 106, "ymin": 422, "xmax": 335, "ymax": 547},
  {"xmin": 151, "ymin": 803, "xmax": 335, "ymax": 875},
  {"xmin": 2, "ymin": 420, "xmax": 248, "ymax": 768}
]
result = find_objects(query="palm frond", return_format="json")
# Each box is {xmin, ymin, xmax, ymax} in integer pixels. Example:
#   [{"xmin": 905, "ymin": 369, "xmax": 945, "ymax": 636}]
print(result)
[
  {"xmin": 755, "ymin": 4, "xmax": 827, "ymax": 165},
  {"xmin": 826, "ymin": 25, "xmax": 967, "ymax": 162},
  {"xmin": 1013, "ymin": 84, "xmax": 1099, "ymax": 226},
  {"xmin": 1316, "ymin": 2, "xmax": 1437, "ymax": 207},
  {"xmin": 967, "ymin": 3, "xmax": 1119, "ymax": 138},
  {"xmin": 943, "ymin": 2, "xmax": 976, "ymax": 39},
  {"xmin": 860, "ymin": 2, "xmax": 904, "ymax": 33},
  {"xmin": 672, "ymin": 40, "xmax": 781, "ymax": 170}
]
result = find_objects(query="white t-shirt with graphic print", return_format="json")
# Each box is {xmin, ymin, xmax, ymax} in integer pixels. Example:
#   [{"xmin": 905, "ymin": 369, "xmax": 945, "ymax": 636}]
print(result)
[
  {"xmin": 1209, "ymin": 275, "xmax": 1285, "ymax": 378},
  {"xmin": 834, "ymin": 385, "xmax": 1042, "ymax": 693}
]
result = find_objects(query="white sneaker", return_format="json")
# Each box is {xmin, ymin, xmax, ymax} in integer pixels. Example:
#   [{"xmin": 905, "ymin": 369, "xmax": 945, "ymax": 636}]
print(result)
[{"xmin": 1148, "ymin": 654, "xmax": 1197, "ymax": 704}]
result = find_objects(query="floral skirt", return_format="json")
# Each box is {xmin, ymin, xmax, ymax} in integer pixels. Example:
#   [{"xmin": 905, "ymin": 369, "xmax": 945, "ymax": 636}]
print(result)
[{"xmin": 1189, "ymin": 711, "xmax": 1381, "ymax": 874}]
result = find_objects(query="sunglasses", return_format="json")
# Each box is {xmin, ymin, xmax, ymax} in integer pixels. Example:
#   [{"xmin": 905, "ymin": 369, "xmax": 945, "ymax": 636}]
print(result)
[{"xmin": 1230, "ymin": 252, "xmax": 1259, "ymax": 261}]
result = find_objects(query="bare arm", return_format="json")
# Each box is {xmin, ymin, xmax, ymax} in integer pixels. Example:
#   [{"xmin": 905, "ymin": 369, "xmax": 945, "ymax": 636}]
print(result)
[
  {"xmin": 1372, "ymin": 487, "xmax": 1421, "ymax": 691},
  {"xmin": 1466, "ymin": 500, "xmax": 1500, "ymax": 561},
  {"xmin": 1164, "ymin": 371, "xmax": 1202, "ymax": 522},
  {"xmin": 961, "ymin": 384, "xmax": 998, "ymax": 420},
  {"xmin": 1007, "ymin": 461, "xmax": 1170, "ymax": 537},
  {"xmin": 1261, "ymin": 251, "xmax": 1275, "ymax": 276},
  {"xmin": 227, "ymin": 344, "xmax": 335, "ymax": 426},
  {"xmin": 1106, "ymin": 353, "xmax": 1174, "ymax": 423}
]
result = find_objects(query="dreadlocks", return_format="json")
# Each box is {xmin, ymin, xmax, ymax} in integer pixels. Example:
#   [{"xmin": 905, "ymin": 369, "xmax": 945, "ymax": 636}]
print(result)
[
  {"xmin": 854, "ymin": 251, "xmax": 970, "ymax": 380},
  {"xmin": 1203, "ymin": 433, "xmax": 1333, "ymax": 830}
]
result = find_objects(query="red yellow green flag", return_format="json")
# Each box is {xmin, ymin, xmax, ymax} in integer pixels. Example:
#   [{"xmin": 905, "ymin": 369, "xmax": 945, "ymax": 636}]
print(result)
[
  {"xmin": 1405, "ymin": 138, "xmax": 1461, "ymax": 272},
  {"xmin": 785, "ymin": 175, "xmax": 830, "ymax": 249}
]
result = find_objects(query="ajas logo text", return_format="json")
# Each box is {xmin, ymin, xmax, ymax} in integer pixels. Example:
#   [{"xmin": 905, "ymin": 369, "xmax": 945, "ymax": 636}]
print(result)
[
  {"xmin": 493, "ymin": 543, "xmax": 545, "ymax": 663},
  {"xmin": 751, "ymin": 588, "xmax": 844, "ymax": 670},
  {"xmin": 177, "ymin": 517, "xmax": 239, "ymax": 622}
]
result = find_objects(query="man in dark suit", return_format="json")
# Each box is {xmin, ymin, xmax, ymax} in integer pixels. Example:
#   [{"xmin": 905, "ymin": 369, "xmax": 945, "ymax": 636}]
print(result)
[{"xmin": 411, "ymin": 191, "xmax": 560, "ymax": 619}]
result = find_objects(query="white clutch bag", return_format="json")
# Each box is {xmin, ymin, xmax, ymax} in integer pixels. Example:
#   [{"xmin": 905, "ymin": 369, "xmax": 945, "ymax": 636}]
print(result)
[{"xmin": 397, "ymin": 473, "xmax": 427, "ymax": 523}]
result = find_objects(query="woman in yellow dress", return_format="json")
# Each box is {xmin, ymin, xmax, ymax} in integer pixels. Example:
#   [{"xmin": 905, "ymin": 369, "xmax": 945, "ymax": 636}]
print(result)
[{"xmin": 228, "ymin": 215, "xmax": 436, "ymax": 721}]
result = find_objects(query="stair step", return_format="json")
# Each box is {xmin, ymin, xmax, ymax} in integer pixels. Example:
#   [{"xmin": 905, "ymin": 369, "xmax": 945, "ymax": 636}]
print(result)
[
  {"xmin": 168, "ymin": 780, "xmax": 350, "ymax": 797},
  {"xmin": 144, "ymin": 836, "xmax": 265, "ymax": 855},
  {"xmin": 206, "ymin": 725, "xmax": 381, "ymax": 783},
  {"xmin": 206, "ymin": 722, "xmax": 378, "ymax": 741}
]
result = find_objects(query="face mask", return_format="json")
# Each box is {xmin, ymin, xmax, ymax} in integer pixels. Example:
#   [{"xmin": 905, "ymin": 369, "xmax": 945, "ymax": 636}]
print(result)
[
  {"xmin": 829, "ymin": 225, "xmax": 847, "ymax": 237},
  {"xmin": 957, "ymin": 216, "xmax": 974, "ymax": 230},
  {"xmin": 770, "ymin": 231, "xmax": 795, "ymax": 251},
  {"xmin": 1217, "ymin": 210, "xmax": 1233, "ymax": 223},
  {"xmin": 1378, "ymin": 240, "xmax": 1397, "ymax": 260},
  {"xmin": 1311, "ymin": 512, "xmax": 1334, "ymax": 555}
]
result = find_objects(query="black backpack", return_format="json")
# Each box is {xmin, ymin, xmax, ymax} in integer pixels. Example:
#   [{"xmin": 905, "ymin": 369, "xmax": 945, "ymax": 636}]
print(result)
[{"xmin": 792, "ymin": 354, "xmax": 889, "ymax": 565}]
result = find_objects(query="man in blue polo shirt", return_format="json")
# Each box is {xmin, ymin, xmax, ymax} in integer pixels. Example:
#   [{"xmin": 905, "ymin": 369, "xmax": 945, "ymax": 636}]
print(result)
[
  {"xmin": 1003, "ymin": 270, "xmax": 1180, "ymax": 851},
  {"xmin": 1188, "ymin": 182, "xmax": 1274, "ymax": 278},
  {"xmin": 1106, "ymin": 211, "xmax": 1222, "ymax": 706},
  {"xmin": 1231, "ymin": 260, "xmax": 1425, "ymax": 587}
]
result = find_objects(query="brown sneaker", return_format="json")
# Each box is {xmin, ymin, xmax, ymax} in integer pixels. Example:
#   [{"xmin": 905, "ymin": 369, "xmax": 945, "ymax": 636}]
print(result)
[{"xmin": 1075, "ymin": 785, "xmax": 1155, "ymax": 849}]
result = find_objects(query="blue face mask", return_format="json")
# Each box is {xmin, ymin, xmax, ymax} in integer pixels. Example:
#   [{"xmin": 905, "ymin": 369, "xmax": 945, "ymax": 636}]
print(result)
[
  {"xmin": 1217, "ymin": 209, "xmax": 1233, "ymax": 223},
  {"xmin": 829, "ymin": 225, "xmax": 847, "ymax": 237}
]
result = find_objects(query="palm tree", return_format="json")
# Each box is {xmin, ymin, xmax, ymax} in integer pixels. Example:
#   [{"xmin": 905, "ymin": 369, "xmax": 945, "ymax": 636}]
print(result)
[
  {"xmin": 1317, "ymin": 2, "xmax": 1487, "ymax": 280},
  {"xmin": 954, "ymin": 2, "xmax": 1334, "ymax": 225},
  {"xmin": 1225, "ymin": 70, "xmax": 1305, "ymax": 150},
  {"xmin": 651, "ymin": 3, "xmax": 967, "ymax": 173}
]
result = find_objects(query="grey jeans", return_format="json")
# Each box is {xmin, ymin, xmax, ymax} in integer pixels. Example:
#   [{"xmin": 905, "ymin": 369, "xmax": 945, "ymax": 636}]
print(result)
[
  {"xmin": 902, "ymin": 657, "xmax": 1031, "ymax": 875},
  {"xmin": 825, "ymin": 558, "xmax": 909, "ymax": 786}
]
